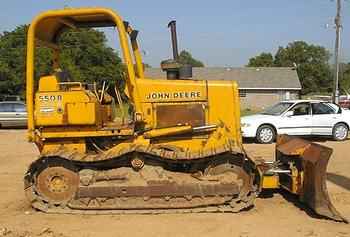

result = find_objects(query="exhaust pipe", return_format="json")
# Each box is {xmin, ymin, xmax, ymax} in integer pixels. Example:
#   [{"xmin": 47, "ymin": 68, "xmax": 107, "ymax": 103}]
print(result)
[
  {"xmin": 168, "ymin": 20, "xmax": 179, "ymax": 60},
  {"xmin": 161, "ymin": 20, "xmax": 192, "ymax": 79}
]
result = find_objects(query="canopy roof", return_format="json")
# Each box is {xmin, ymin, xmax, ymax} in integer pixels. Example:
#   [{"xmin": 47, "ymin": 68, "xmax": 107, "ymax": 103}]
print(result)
[{"xmin": 32, "ymin": 8, "xmax": 120, "ymax": 44}]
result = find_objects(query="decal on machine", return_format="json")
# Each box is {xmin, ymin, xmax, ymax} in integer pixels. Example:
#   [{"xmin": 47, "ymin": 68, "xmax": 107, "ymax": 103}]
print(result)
[
  {"xmin": 39, "ymin": 107, "xmax": 55, "ymax": 113},
  {"xmin": 39, "ymin": 95, "xmax": 62, "ymax": 102},
  {"xmin": 146, "ymin": 91, "xmax": 201, "ymax": 100}
]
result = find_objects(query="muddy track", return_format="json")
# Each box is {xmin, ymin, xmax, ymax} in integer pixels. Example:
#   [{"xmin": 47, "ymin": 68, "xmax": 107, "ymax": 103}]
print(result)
[{"xmin": 24, "ymin": 152, "xmax": 257, "ymax": 214}]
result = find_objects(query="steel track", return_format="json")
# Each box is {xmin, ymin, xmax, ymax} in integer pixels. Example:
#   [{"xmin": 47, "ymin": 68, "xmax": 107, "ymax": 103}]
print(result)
[{"xmin": 24, "ymin": 152, "xmax": 258, "ymax": 215}]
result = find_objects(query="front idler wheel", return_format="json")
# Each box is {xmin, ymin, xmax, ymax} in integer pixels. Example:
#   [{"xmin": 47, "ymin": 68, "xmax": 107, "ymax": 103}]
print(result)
[{"xmin": 35, "ymin": 166, "xmax": 79, "ymax": 205}]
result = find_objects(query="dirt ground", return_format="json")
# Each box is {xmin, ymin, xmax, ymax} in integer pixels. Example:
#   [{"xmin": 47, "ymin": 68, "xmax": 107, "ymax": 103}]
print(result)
[{"xmin": 0, "ymin": 130, "xmax": 349, "ymax": 237}]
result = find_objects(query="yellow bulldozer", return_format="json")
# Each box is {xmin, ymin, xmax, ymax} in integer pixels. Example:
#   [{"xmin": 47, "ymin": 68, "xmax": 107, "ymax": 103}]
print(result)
[{"xmin": 24, "ymin": 7, "xmax": 346, "ymax": 222}]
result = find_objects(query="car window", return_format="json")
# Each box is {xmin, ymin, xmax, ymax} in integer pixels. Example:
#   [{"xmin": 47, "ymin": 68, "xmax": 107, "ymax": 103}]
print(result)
[
  {"xmin": 13, "ymin": 103, "xmax": 26, "ymax": 112},
  {"xmin": 0, "ymin": 103, "xmax": 14, "ymax": 112},
  {"xmin": 261, "ymin": 102, "xmax": 293, "ymax": 115},
  {"xmin": 290, "ymin": 103, "xmax": 311, "ymax": 116},
  {"xmin": 325, "ymin": 102, "xmax": 341, "ymax": 113},
  {"xmin": 312, "ymin": 103, "xmax": 335, "ymax": 115}
]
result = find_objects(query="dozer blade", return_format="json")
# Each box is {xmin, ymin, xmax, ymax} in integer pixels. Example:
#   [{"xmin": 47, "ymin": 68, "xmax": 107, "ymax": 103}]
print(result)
[{"xmin": 276, "ymin": 135, "xmax": 348, "ymax": 223}]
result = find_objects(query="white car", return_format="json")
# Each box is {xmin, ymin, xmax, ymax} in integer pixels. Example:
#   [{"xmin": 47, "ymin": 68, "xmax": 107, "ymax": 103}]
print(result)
[
  {"xmin": 0, "ymin": 101, "xmax": 27, "ymax": 128},
  {"xmin": 241, "ymin": 100, "xmax": 350, "ymax": 144}
]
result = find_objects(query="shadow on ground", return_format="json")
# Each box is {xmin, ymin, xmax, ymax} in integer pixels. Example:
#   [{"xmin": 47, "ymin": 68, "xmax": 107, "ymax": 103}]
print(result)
[
  {"xmin": 259, "ymin": 189, "xmax": 332, "ymax": 221},
  {"xmin": 327, "ymin": 172, "xmax": 350, "ymax": 191},
  {"xmin": 242, "ymin": 138, "xmax": 261, "ymax": 144}
]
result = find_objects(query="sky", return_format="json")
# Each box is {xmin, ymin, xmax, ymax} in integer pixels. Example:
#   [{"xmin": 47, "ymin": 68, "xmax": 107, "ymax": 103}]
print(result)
[{"xmin": 1, "ymin": 0, "xmax": 350, "ymax": 67}]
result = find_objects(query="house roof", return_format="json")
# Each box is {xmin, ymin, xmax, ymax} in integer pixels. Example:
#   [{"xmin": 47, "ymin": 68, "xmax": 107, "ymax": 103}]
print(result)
[{"xmin": 144, "ymin": 67, "xmax": 302, "ymax": 90}]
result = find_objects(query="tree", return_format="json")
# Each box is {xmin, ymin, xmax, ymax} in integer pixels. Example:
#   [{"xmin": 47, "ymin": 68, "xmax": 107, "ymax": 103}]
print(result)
[
  {"xmin": 340, "ymin": 63, "xmax": 350, "ymax": 92},
  {"xmin": 178, "ymin": 50, "xmax": 204, "ymax": 67},
  {"xmin": 58, "ymin": 29, "xmax": 123, "ymax": 84},
  {"xmin": 247, "ymin": 41, "xmax": 332, "ymax": 94},
  {"xmin": 247, "ymin": 52, "xmax": 274, "ymax": 67},
  {"xmin": 0, "ymin": 26, "xmax": 28, "ymax": 96},
  {"xmin": 143, "ymin": 63, "xmax": 152, "ymax": 68},
  {"xmin": 0, "ymin": 25, "xmax": 124, "ymax": 97},
  {"xmin": 274, "ymin": 41, "xmax": 332, "ymax": 94}
]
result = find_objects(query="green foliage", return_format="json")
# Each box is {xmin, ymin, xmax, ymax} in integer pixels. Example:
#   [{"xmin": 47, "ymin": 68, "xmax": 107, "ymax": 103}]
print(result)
[
  {"xmin": 247, "ymin": 53, "xmax": 274, "ymax": 67},
  {"xmin": 340, "ymin": 63, "xmax": 350, "ymax": 92},
  {"xmin": 0, "ymin": 25, "xmax": 124, "ymax": 97},
  {"xmin": 58, "ymin": 29, "xmax": 123, "ymax": 84},
  {"xmin": 0, "ymin": 25, "xmax": 27, "ymax": 96},
  {"xmin": 275, "ymin": 42, "xmax": 332, "ymax": 94},
  {"xmin": 247, "ymin": 41, "xmax": 333, "ymax": 95},
  {"xmin": 178, "ymin": 50, "xmax": 204, "ymax": 67}
]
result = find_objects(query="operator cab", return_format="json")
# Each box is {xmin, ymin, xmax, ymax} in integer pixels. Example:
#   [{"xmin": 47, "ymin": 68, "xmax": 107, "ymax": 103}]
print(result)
[{"xmin": 29, "ymin": 9, "xmax": 141, "ymax": 131}]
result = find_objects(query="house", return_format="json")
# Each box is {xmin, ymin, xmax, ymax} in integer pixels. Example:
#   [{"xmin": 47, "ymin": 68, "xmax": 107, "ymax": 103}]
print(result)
[{"xmin": 145, "ymin": 67, "xmax": 302, "ymax": 109}]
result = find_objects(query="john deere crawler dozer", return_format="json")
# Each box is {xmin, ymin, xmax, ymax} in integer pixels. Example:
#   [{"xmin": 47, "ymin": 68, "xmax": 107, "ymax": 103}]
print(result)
[{"xmin": 24, "ymin": 8, "xmax": 346, "ymax": 222}]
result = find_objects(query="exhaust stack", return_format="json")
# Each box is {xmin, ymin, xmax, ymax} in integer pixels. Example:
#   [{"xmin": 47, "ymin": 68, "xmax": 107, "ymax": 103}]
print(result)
[
  {"xmin": 161, "ymin": 20, "xmax": 192, "ymax": 79},
  {"xmin": 168, "ymin": 20, "xmax": 179, "ymax": 60}
]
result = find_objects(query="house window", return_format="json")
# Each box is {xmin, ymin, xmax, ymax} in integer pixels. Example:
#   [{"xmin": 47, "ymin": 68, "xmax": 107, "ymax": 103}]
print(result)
[
  {"xmin": 239, "ymin": 90, "xmax": 247, "ymax": 97},
  {"xmin": 285, "ymin": 91, "xmax": 290, "ymax": 100}
]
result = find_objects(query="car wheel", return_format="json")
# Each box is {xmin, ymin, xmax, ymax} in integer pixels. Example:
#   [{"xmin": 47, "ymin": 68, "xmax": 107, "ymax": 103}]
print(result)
[
  {"xmin": 332, "ymin": 123, "xmax": 349, "ymax": 141},
  {"xmin": 256, "ymin": 125, "xmax": 276, "ymax": 144}
]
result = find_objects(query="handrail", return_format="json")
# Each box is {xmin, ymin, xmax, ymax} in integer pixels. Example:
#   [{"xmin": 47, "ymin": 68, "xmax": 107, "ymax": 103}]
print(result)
[{"xmin": 58, "ymin": 82, "xmax": 83, "ymax": 86}]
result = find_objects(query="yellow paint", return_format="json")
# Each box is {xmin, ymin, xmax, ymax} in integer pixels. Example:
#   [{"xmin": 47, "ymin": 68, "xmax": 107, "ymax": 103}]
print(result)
[
  {"xmin": 38, "ymin": 75, "xmax": 59, "ymax": 92},
  {"xmin": 26, "ymin": 8, "xmax": 316, "ymax": 201},
  {"xmin": 41, "ymin": 139, "xmax": 86, "ymax": 154},
  {"xmin": 66, "ymin": 103, "xmax": 97, "ymax": 125},
  {"xmin": 206, "ymin": 80, "xmax": 241, "ymax": 145},
  {"xmin": 126, "ymin": 25, "xmax": 145, "ymax": 78},
  {"xmin": 262, "ymin": 175, "xmax": 280, "ymax": 189},
  {"xmin": 26, "ymin": 8, "xmax": 242, "ymax": 162},
  {"xmin": 35, "ymin": 89, "xmax": 99, "ymax": 126},
  {"xmin": 136, "ymin": 79, "xmax": 207, "ymax": 103},
  {"xmin": 278, "ymin": 167, "xmax": 303, "ymax": 195},
  {"xmin": 143, "ymin": 125, "xmax": 193, "ymax": 139},
  {"xmin": 26, "ymin": 7, "xmax": 142, "ymax": 141},
  {"xmin": 40, "ymin": 128, "xmax": 134, "ymax": 139},
  {"xmin": 26, "ymin": 8, "xmax": 330, "ymax": 214}
]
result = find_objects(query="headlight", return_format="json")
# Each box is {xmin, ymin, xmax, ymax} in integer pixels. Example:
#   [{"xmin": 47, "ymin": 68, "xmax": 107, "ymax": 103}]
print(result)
[{"xmin": 241, "ymin": 123, "xmax": 251, "ymax": 128}]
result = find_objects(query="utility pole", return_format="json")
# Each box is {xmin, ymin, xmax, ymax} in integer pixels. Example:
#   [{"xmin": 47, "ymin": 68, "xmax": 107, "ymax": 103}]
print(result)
[{"xmin": 333, "ymin": 0, "xmax": 342, "ymax": 104}]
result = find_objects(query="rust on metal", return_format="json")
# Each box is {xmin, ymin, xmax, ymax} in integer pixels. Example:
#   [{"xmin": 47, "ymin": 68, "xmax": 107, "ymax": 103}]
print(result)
[
  {"xmin": 131, "ymin": 157, "xmax": 144, "ymax": 170},
  {"xmin": 276, "ymin": 135, "xmax": 348, "ymax": 223},
  {"xmin": 36, "ymin": 166, "xmax": 79, "ymax": 204},
  {"xmin": 167, "ymin": 20, "xmax": 179, "ymax": 60},
  {"xmin": 156, "ymin": 104, "xmax": 205, "ymax": 128},
  {"xmin": 26, "ymin": 154, "xmax": 257, "ymax": 213},
  {"xmin": 77, "ymin": 183, "xmax": 239, "ymax": 198}
]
